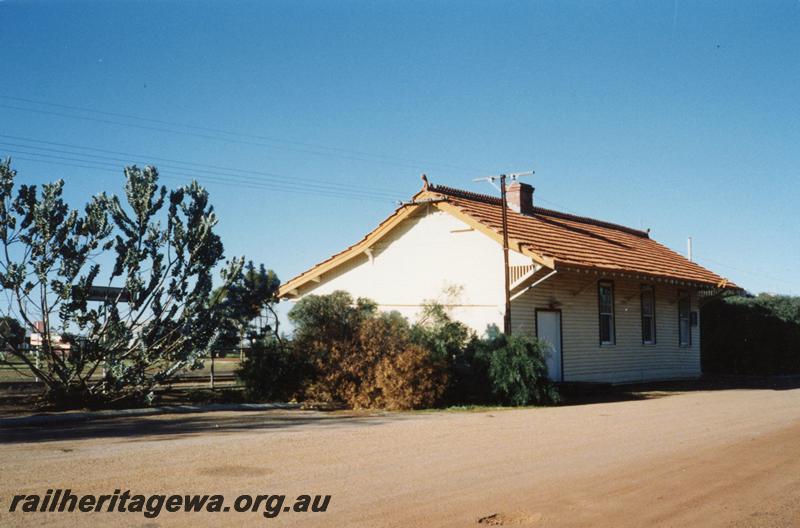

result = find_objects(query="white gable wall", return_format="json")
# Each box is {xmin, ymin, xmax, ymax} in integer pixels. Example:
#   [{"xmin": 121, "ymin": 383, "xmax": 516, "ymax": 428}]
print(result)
[{"xmin": 292, "ymin": 206, "xmax": 532, "ymax": 334}]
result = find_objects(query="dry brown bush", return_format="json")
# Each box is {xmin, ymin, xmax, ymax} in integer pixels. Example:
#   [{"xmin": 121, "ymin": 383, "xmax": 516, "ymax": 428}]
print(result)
[
  {"xmin": 304, "ymin": 311, "xmax": 448, "ymax": 410},
  {"xmin": 376, "ymin": 344, "xmax": 448, "ymax": 410}
]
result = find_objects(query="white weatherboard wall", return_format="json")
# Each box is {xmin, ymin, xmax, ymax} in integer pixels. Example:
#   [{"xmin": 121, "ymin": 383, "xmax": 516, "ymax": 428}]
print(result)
[
  {"xmin": 511, "ymin": 272, "xmax": 701, "ymax": 383},
  {"xmin": 293, "ymin": 206, "xmax": 531, "ymax": 334}
]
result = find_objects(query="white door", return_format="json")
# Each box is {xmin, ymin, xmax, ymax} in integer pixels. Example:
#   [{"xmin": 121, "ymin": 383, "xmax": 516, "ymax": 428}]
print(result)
[{"xmin": 537, "ymin": 311, "xmax": 562, "ymax": 382}]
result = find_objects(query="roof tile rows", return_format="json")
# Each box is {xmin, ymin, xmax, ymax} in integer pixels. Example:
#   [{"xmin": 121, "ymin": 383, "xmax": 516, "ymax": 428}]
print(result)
[
  {"xmin": 427, "ymin": 184, "xmax": 732, "ymax": 287},
  {"xmin": 279, "ymin": 183, "xmax": 735, "ymax": 297}
]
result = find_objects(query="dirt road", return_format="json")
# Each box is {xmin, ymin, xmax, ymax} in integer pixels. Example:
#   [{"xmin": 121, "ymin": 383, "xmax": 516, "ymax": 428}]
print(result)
[{"xmin": 2, "ymin": 387, "xmax": 800, "ymax": 527}]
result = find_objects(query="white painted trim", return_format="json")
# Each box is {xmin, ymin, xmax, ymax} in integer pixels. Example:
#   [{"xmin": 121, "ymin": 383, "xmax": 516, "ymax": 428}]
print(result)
[
  {"xmin": 510, "ymin": 270, "xmax": 558, "ymax": 301},
  {"xmin": 510, "ymin": 265, "xmax": 540, "ymax": 291}
]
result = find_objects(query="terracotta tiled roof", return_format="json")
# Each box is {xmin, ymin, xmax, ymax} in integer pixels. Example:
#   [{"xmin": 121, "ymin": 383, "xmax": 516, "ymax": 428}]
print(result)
[
  {"xmin": 426, "ymin": 184, "xmax": 735, "ymax": 288},
  {"xmin": 279, "ymin": 183, "xmax": 735, "ymax": 297}
]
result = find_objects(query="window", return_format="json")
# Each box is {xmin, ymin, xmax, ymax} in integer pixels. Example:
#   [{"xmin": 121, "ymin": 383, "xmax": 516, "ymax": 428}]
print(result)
[
  {"xmin": 598, "ymin": 281, "xmax": 615, "ymax": 345},
  {"xmin": 678, "ymin": 290, "xmax": 691, "ymax": 346},
  {"xmin": 641, "ymin": 285, "xmax": 656, "ymax": 344}
]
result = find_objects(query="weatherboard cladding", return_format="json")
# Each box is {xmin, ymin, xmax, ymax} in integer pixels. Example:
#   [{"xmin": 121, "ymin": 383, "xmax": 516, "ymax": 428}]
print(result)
[{"xmin": 511, "ymin": 273, "xmax": 701, "ymax": 383}]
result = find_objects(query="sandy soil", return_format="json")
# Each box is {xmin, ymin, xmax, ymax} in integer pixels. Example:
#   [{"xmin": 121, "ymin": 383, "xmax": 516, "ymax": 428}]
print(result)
[{"xmin": 1, "ymin": 387, "xmax": 800, "ymax": 527}]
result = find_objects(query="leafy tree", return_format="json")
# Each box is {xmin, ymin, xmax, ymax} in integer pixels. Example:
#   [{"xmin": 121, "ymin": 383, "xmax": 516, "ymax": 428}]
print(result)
[
  {"xmin": 289, "ymin": 290, "xmax": 377, "ymax": 349},
  {"xmin": 726, "ymin": 293, "xmax": 800, "ymax": 325},
  {"xmin": 0, "ymin": 159, "xmax": 240, "ymax": 404},
  {"xmin": 211, "ymin": 260, "xmax": 281, "ymax": 353},
  {"xmin": 235, "ymin": 339, "xmax": 308, "ymax": 401},
  {"xmin": 0, "ymin": 316, "xmax": 25, "ymax": 351}
]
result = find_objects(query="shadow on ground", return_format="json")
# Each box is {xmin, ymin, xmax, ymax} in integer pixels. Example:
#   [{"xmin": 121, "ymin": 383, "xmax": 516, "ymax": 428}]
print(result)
[
  {"xmin": 4, "ymin": 375, "xmax": 800, "ymax": 445},
  {"xmin": 558, "ymin": 374, "xmax": 800, "ymax": 406},
  {"xmin": 0, "ymin": 409, "xmax": 400, "ymax": 445}
]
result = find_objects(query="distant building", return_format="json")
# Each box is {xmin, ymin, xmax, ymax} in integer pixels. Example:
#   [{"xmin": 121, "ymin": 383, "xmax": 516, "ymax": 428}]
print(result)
[{"xmin": 29, "ymin": 321, "xmax": 71, "ymax": 352}]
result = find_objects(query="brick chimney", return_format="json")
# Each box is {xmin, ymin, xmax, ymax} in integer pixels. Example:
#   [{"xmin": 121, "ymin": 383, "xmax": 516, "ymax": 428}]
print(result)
[{"xmin": 506, "ymin": 181, "xmax": 534, "ymax": 214}]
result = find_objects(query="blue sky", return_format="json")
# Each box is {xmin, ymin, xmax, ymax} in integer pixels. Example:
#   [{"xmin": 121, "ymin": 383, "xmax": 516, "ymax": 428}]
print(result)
[{"xmin": 1, "ymin": 0, "xmax": 798, "ymax": 296}]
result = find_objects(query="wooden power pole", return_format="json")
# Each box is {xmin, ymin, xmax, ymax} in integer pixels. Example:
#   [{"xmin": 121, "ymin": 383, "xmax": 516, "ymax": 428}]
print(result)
[
  {"xmin": 474, "ymin": 170, "xmax": 533, "ymax": 336},
  {"xmin": 499, "ymin": 174, "xmax": 512, "ymax": 335}
]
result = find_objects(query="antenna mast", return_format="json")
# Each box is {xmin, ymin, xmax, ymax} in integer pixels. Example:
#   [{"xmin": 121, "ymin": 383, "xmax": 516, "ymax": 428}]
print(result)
[{"xmin": 473, "ymin": 170, "xmax": 534, "ymax": 335}]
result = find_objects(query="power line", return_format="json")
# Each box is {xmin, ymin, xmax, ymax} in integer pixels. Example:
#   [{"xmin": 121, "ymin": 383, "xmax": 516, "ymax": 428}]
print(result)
[
  {"xmin": 3, "ymin": 136, "xmax": 583, "ymax": 226},
  {"xmin": 0, "ymin": 133, "xmax": 401, "ymax": 196},
  {"xmin": 0, "ymin": 98, "xmax": 481, "ymax": 174},
  {"xmin": 4, "ymin": 148, "xmax": 377, "ymax": 201},
  {"xmin": 0, "ymin": 99, "xmax": 568, "ymax": 208},
  {"xmin": 0, "ymin": 138, "xmax": 400, "ymax": 200},
  {"xmin": 2, "ymin": 134, "xmax": 582, "ymax": 211},
  {"xmin": 7, "ymin": 153, "xmax": 399, "ymax": 203},
  {"xmin": 9, "ymin": 154, "xmax": 392, "ymax": 203},
  {"xmin": 693, "ymin": 255, "xmax": 793, "ymax": 288},
  {"xmin": 13, "ymin": 155, "xmax": 395, "ymax": 203},
  {"xmin": 0, "ymin": 98, "xmax": 593, "ymax": 220},
  {"xmin": 1, "ymin": 103, "xmax": 414, "ymax": 170},
  {"xmin": 6, "ymin": 140, "xmax": 579, "ymax": 217},
  {"xmin": 0, "ymin": 94, "xmax": 480, "ymax": 173}
]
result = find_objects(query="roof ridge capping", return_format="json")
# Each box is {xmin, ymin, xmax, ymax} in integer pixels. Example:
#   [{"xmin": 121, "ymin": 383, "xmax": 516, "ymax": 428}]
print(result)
[
  {"xmin": 427, "ymin": 183, "xmax": 650, "ymax": 238},
  {"xmin": 530, "ymin": 205, "xmax": 650, "ymax": 238},
  {"xmin": 427, "ymin": 184, "xmax": 503, "ymax": 205}
]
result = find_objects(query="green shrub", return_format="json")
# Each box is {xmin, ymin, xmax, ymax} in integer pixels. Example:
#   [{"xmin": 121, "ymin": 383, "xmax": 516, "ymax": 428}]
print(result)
[
  {"xmin": 474, "ymin": 333, "xmax": 559, "ymax": 406},
  {"xmin": 726, "ymin": 293, "xmax": 800, "ymax": 325},
  {"xmin": 236, "ymin": 340, "xmax": 308, "ymax": 401},
  {"xmin": 410, "ymin": 302, "xmax": 474, "ymax": 362},
  {"xmin": 410, "ymin": 302, "xmax": 478, "ymax": 404}
]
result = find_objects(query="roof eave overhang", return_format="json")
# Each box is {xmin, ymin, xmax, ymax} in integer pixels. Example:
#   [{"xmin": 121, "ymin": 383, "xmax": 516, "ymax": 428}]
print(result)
[
  {"xmin": 554, "ymin": 262, "xmax": 740, "ymax": 291},
  {"xmin": 278, "ymin": 200, "xmax": 427, "ymax": 299}
]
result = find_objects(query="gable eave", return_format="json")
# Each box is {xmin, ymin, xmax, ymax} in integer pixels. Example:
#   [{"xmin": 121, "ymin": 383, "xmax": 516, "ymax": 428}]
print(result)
[
  {"xmin": 277, "ymin": 201, "xmax": 424, "ymax": 298},
  {"xmin": 277, "ymin": 192, "xmax": 556, "ymax": 299}
]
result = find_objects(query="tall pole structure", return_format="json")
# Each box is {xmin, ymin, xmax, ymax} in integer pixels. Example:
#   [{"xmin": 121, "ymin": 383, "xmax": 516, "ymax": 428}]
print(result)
[
  {"xmin": 500, "ymin": 174, "xmax": 512, "ymax": 335},
  {"xmin": 474, "ymin": 170, "xmax": 533, "ymax": 336}
]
